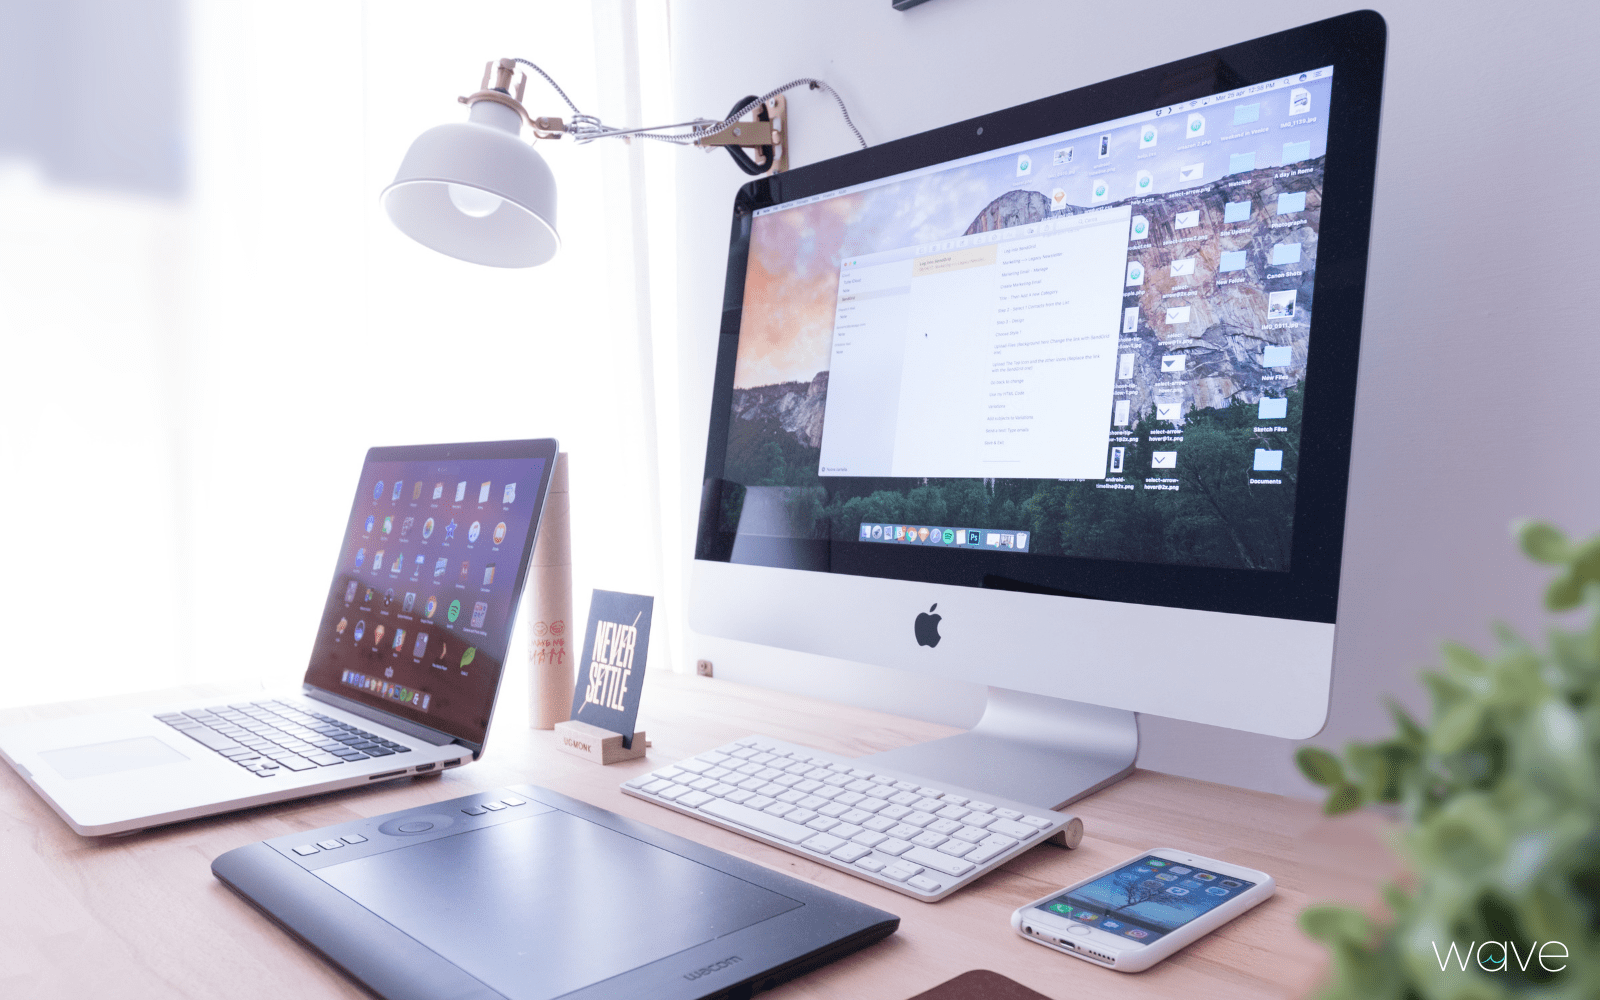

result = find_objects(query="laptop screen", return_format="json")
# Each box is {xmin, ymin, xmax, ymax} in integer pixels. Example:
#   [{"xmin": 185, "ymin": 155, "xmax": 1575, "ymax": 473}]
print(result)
[{"xmin": 303, "ymin": 441, "xmax": 555, "ymax": 746}]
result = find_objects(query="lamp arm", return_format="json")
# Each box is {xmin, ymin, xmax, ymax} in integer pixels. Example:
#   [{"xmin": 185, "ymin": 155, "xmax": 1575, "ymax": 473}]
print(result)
[{"xmin": 501, "ymin": 59, "xmax": 867, "ymax": 151}]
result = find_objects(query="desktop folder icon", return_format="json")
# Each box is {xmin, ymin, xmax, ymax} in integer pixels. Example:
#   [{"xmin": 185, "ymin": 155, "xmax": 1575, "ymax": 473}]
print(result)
[
  {"xmin": 1262, "ymin": 345, "xmax": 1293, "ymax": 367},
  {"xmin": 1233, "ymin": 103, "xmax": 1260, "ymax": 125},
  {"xmin": 1271, "ymin": 243, "xmax": 1302, "ymax": 265},
  {"xmin": 1258, "ymin": 397, "xmax": 1289, "ymax": 420},
  {"xmin": 1253, "ymin": 449, "xmax": 1284, "ymax": 472},
  {"xmin": 1282, "ymin": 140, "xmax": 1311, "ymax": 164},
  {"xmin": 1228, "ymin": 152, "xmax": 1256, "ymax": 174},
  {"xmin": 1223, "ymin": 200, "xmax": 1251, "ymax": 223},
  {"xmin": 1277, "ymin": 191, "xmax": 1307, "ymax": 214},
  {"xmin": 1219, "ymin": 250, "xmax": 1248, "ymax": 272}
]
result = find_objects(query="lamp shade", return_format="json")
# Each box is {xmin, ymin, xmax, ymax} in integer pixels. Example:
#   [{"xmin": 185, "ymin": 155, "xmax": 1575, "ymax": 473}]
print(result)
[{"xmin": 381, "ymin": 101, "xmax": 560, "ymax": 268}]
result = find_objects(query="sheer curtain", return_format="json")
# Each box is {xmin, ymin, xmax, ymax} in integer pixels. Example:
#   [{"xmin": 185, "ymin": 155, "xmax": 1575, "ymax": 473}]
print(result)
[{"xmin": 0, "ymin": 0, "xmax": 680, "ymax": 714}]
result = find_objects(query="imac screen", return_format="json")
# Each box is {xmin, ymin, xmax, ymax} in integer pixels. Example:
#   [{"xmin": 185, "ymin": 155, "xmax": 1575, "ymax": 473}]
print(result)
[{"xmin": 717, "ymin": 69, "xmax": 1335, "ymax": 576}]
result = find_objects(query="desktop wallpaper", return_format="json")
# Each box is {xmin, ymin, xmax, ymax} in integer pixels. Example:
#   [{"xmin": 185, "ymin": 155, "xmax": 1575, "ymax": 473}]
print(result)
[{"xmin": 720, "ymin": 74, "xmax": 1330, "ymax": 573}]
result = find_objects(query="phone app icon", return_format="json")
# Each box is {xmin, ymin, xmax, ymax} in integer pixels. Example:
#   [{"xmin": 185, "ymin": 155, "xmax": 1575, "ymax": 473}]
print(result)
[
  {"xmin": 1076, "ymin": 913, "xmax": 1099, "ymax": 922},
  {"xmin": 968, "ymin": 530, "xmax": 981, "ymax": 544},
  {"xmin": 1015, "ymin": 153, "xmax": 1032, "ymax": 177},
  {"xmin": 354, "ymin": 548, "xmax": 366, "ymax": 569},
  {"xmin": 383, "ymin": 588, "xmax": 395, "ymax": 607},
  {"xmin": 502, "ymin": 483, "xmax": 517, "ymax": 504},
  {"xmin": 402, "ymin": 592, "xmax": 416, "ymax": 613},
  {"xmin": 478, "ymin": 482, "xmax": 491, "ymax": 503},
  {"xmin": 401, "ymin": 516, "xmax": 414, "ymax": 537},
  {"xmin": 392, "ymin": 481, "xmax": 403, "ymax": 501},
  {"xmin": 1165, "ymin": 886, "xmax": 1190, "ymax": 896},
  {"xmin": 1125, "ymin": 928, "xmax": 1149, "ymax": 939},
  {"xmin": 445, "ymin": 519, "xmax": 458, "ymax": 540},
  {"xmin": 1206, "ymin": 886, "xmax": 1229, "ymax": 895},
  {"xmin": 344, "ymin": 581, "xmax": 359, "ymax": 602},
  {"xmin": 917, "ymin": 527, "xmax": 930, "ymax": 542},
  {"xmin": 1169, "ymin": 866, "xmax": 1192, "ymax": 875},
  {"xmin": 482, "ymin": 563, "xmax": 496, "ymax": 586},
  {"xmin": 941, "ymin": 529, "xmax": 954, "ymax": 544},
  {"xmin": 364, "ymin": 515, "xmax": 375, "ymax": 533},
  {"xmin": 1091, "ymin": 178, "xmax": 1110, "ymax": 203},
  {"xmin": 470, "ymin": 601, "xmax": 488, "ymax": 628},
  {"xmin": 374, "ymin": 624, "xmax": 387, "ymax": 649},
  {"xmin": 382, "ymin": 516, "xmax": 393, "ymax": 535},
  {"xmin": 1219, "ymin": 879, "xmax": 1241, "ymax": 888},
  {"xmin": 468, "ymin": 521, "xmax": 481, "ymax": 543},
  {"xmin": 1130, "ymin": 215, "xmax": 1149, "ymax": 240},
  {"xmin": 424, "ymin": 595, "xmax": 438, "ymax": 618},
  {"xmin": 433, "ymin": 557, "xmax": 449, "ymax": 579},
  {"xmin": 1139, "ymin": 123, "xmax": 1158, "ymax": 148},
  {"xmin": 1134, "ymin": 170, "xmax": 1153, "ymax": 195},
  {"xmin": 460, "ymin": 647, "xmax": 477, "ymax": 669},
  {"xmin": 414, "ymin": 554, "xmax": 425, "ymax": 572},
  {"xmin": 1155, "ymin": 873, "xmax": 1177, "ymax": 881},
  {"xmin": 372, "ymin": 550, "xmax": 384, "ymax": 573},
  {"xmin": 454, "ymin": 482, "xmax": 467, "ymax": 502},
  {"xmin": 1186, "ymin": 112, "xmax": 1205, "ymax": 137},
  {"xmin": 373, "ymin": 481, "xmax": 385, "ymax": 500},
  {"xmin": 336, "ymin": 618, "xmax": 347, "ymax": 636},
  {"xmin": 413, "ymin": 633, "xmax": 428, "ymax": 658},
  {"xmin": 390, "ymin": 553, "xmax": 403, "ymax": 572},
  {"xmin": 412, "ymin": 482, "xmax": 422, "ymax": 500},
  {"xmin": 353, "ymin": 620, "xmax": 366, "ymax": 642},
  {"xmin": 364, "ymin": 587, "xmax": 374, "ymax": 604},
  {"xmin": 493, "ymin": 522, "xmax": 507, "ymax": 544},
  {"xmin": 432, "ymin": 482, "xmax": 444, "ymax": 500},
  {"xmin": 422, "ymin": 517, "xmax": 435, "ymax": 539},
  {"xmin": 1146, "ymin": 859, "xmax": 1167, "ymax": 867},
  {"xmin": 1103, "ymin": 920, "xmax": 1122, "ymax": 930},
  {"xmin": 392, "ymin": 628, "xmax": 406, "ymax": 652},
  {"xmin": 1048, "ymin": 902, "xmax": 1073, "ymax": 915},
  {"xmin": 1192, "ymin": 872, "xmax": 1215, "ymax": 881},
  {"xmin": 458, "ymin": 561, "xmax": 470, "ymax": 583},
  {"xmin": 447, "ymin": 599, "xmax": 462, "ymax": 623}
]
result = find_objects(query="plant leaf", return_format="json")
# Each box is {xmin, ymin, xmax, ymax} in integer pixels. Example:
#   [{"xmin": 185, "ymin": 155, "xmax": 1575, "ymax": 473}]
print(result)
[
  {"xmin": 1297, "ymin": 746, "xmax": 1346, "ymax": 787},
  {"xmin": 1546, "ymin": 572, "xmax": 1583, "ymax": 612},
  {"xmin": 1516, "ymin": 520, "xmax": 1570, "ymax": 564},
  {"xmin": 1299, "ymin": 905, "xmax": 1372, "ymax": 944},
  {"xmin": 1325, "ymin": 781, "xmax": 1363, "ymax": 815}
]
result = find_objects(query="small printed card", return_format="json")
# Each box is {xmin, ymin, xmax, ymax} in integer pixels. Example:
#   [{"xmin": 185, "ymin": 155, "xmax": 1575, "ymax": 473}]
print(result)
[{"xmin": 570, "ymin": 590, "xmax": 654, "ymax": 749}]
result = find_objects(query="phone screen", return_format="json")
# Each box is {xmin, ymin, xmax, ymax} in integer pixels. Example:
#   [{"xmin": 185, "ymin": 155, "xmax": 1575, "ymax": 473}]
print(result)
[{"xmin": 1034, "ymin": 856, "xmax": 1256, "ymax": 943}]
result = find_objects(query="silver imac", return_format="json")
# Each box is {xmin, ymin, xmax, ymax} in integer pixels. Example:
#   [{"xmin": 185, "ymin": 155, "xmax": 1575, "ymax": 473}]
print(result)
[{"xmin": 691, "ymin": 13, "xmax": 1387, "ymax": 810}]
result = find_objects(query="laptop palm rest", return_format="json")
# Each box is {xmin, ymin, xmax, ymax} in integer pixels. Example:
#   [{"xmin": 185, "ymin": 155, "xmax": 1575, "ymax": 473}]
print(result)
[{"xmin": 41, "ymin": 738, "xmax": 191, "ymax": 779}]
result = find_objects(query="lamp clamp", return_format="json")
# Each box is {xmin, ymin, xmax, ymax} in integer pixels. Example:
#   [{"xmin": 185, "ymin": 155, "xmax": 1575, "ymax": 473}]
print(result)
[{"xmin": 458, "ymin": 58, "xmax": 571, "ymax": 138}]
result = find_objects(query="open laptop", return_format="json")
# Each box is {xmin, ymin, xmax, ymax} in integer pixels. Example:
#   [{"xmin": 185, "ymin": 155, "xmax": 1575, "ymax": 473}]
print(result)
[{"xmin": 0, "ymin": 438, "xmax": 559, "ymax": 836}]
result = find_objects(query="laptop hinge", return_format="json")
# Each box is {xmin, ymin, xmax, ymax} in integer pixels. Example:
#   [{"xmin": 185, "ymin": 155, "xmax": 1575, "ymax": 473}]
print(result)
[{"xmin": 301, "ymin": 685, "xmax": 482, "ymax": 756}]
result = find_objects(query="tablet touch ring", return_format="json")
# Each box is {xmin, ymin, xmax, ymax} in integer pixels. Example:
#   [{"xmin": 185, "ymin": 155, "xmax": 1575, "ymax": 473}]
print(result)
[{"xmin": 378, "ymin": 814, "xmax": 455, "ymax": 836}]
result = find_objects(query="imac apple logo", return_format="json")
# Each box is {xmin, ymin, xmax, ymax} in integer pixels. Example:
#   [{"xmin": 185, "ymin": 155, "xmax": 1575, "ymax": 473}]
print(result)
[{"xmin": 914, "ymin": 604, "xmax": 942, "ymax": 648}]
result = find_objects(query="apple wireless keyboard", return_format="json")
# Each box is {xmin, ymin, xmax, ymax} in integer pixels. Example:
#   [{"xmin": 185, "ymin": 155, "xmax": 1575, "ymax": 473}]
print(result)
[{"xmin": 621, "ymin": 735, "xmax": 1082, "ymax": 901}]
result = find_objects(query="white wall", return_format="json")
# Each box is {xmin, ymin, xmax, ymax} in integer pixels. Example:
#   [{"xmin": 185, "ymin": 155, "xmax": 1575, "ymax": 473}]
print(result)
[{"xmin": 669, "ymin": 0, "xmax": 1600, "ymax": 795}]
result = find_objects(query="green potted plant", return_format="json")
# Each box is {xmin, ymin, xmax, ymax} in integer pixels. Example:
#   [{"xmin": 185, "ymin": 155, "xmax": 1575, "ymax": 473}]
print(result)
[{"xmin": 1295, "ymin": 521, "xmax": 1600, "ymax": 1000}]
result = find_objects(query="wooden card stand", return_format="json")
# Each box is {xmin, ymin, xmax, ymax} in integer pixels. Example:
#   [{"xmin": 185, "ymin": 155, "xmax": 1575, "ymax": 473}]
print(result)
[{"xmin": 553, "ymin": 719, "xmax": 650, "ymax": 765}]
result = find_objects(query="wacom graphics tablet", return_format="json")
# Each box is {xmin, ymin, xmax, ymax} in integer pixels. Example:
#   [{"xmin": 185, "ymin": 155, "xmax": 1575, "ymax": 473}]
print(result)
[{"xmin": 212, "ymin": 785, "xmax": 899, "ymax": 999}]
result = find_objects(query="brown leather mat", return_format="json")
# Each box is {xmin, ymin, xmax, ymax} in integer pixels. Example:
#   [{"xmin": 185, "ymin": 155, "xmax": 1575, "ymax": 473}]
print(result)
[{"xmin": 904, "ymin": 969, "xmax": 1054, "ymax": 1000}]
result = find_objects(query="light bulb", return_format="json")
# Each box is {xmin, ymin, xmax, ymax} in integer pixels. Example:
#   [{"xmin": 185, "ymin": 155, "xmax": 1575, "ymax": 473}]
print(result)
[{"xmin": 447, "ymin": 183, "xmax": 503, "ymax": 218}]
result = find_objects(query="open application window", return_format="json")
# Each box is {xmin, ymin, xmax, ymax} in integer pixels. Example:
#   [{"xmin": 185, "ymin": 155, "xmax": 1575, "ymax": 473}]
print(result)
[{"xmin": 819, "ymin": 207, "xmax": 1131, "ymax": 480}]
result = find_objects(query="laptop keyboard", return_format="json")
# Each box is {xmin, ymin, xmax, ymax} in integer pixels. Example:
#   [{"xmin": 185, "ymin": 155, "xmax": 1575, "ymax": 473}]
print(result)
[
  {"xmin": 155, "ymin": 700, "xmax": 412, "ymax": 777},
  {"xmin": 622, "ymin": 735, "xmax": 1080, "ymax": 902}
]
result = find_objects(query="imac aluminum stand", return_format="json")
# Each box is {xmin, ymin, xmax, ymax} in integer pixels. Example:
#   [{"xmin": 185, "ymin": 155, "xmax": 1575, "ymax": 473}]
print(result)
[{"xmin": 864, "ymin": 688, "xmax": 1138, "ymax": 812}]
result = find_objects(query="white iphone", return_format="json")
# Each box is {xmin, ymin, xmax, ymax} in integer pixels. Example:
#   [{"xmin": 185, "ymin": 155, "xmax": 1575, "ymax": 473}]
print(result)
[{"xmin": 1011, "ymin": 848, "xmax": 1274, "ymax": 972}]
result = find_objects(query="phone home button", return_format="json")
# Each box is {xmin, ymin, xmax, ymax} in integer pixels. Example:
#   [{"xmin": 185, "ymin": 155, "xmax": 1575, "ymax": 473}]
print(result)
[{"xmin": 1067, "ymin": 925, "xmax": 1091, "ymax": 936}]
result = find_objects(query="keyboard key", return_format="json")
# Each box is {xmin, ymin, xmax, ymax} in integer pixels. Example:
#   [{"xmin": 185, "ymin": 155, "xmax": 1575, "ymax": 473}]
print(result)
[
  {"xmin": 292, "ymin": 844, "xmax": 319, "ymax": 856},
  {"xmin": 700, "ymin": 798, "xmax": 813, "ymax": 844},
  {"xmin": 463, "ymin": 806, "xmax": 487, "ymax": 816},
  {"xmin": 889, "ymin": 791, "xmax": 921, "ymax": 806},
  {"xmin": 736, "ymin": 776, "xmax": 766, "ymax": 791},
  {"xmin": 794, "ymin": 779, "xmax": 823, "ymax": 794},
  {"xmin": 831, "ymin": 823, "xmax": 864, "ymax": 840},
  {"xmin": 639, "ymin": 779, "xmax": 672, "ymax": 795},
  {"xmin": 961, "ymin": 813, "xmax": 996, "ymax": 829},
  {"xmin": 745, "ymin": 795, "xmax": 775, "ymax": 810},
  {"xmin": 980, "ymin": 833, "xmax": 1019, "ymax": 851},
  {"xmin": 785, "ymin": 809, "xmax": 818, "ymax": 825},
  {"xmin": 914, "ymin": 797, "xmax": 944, "ymax": 812},
  {"xmin": 657, "ymin": 784, "xmax": 693, "ymax": 801},
  {"xmin": 862, "ymin": 816, "xmax": 896, "ymax": 833},
  {"xmin": 763, "ymin": 802, "xmax": 794, "ymax": 817},
  {"xmin": 279, "ymin": 757, "xmax": 317, "ymax": 772},
  {"xmin": 184, "ymin": 729, "xmax": 243, "ymax": 752},
  {"xmin": 802, "ymin": 833, "xmax": 846, "ymax": 854},
  {"xmin": 963, "ymin": 841, "xmax": 1010, "ymax": 864},
  {"xmin": 935, "ymin": 805, "xmax": 969, "ymax": 822},
  {"xmin": 908, "ymin": 875, "xmax": 943, "ymax": 893},
  {"xmin": 796, "ymin": 795, "xmax": 827, "ymax": 810},
  {"xmin": 834, "ymin": 791, "xmax": 865, "ymax": 807},
  {"xmin": 317, "ymin": 839, "xmax": 343, "ymax": 850},
  {"xmin": 704, "ymin": 767, "xmax": 733, "ymax": 781},
  {"xmin": 482, "ymin": 802, "xmax": 506, "ymax": 811},
  {"xmin": 918, "ymin": 787, "xmax": 946, "ymax": 798},
  {"xmin": 724, "ymin": 789, "xmax": 754, "ymax": 804},
  {"xmin": 805, "ymin": 816, "xmax": 839, "ymax": 832},
  {"xmin": 927, "ymin": 818, "xmax": 963, "ymax": 835},
  {"xmin": 903, "ymin": 811, "xmax": 937, "ymax": 828},
  {"xmin": 340, "ymin": 833, "xmax": 368, "ymax": 845},
  {"xmin": 937, "ymin": 840, "xmax": 976, "ymax": 858},
  {"xmin": 882, "ymin": 862, "xmax": 923, "ymax": 882},
  {"xmin": 818, "ymin": 802, "xmax": 849, "ymax": 818},
  {"xmin": 857, "ymin": 798, "xmax": 888, "ymax": 814},
  {"xmin": 831, "ymin": 844, "xmax": 872, "ymax": 863},
  {"xmin": 1021, "ymin": 815, "xmax": 1053, "ymax": 830},
  {"xmin": 911, "ymin": 831, "xmax": 949, "ymax": 849},
  {"xmin": 676, "ymin": 758, "xmax": 713, "ymax": 774},
  {"xmin": 699, "ymin": 751, "xmax": 731, "ymax": 765},
  {"xmin": 877, "ymin": 838, "xmax": 913, "ymax": 856},
  {"xmin": 839, "ymin": 809, "xmax": 873, "ymax": 826},
  {"xmin": 988, "ymin": 818, "xmax": 1038, "ymax": 840},
  {"xmin": 844, "ymin": 779, "xmax": 874, "ymax": 793},
  {"xmin": 902, "ymin": 845, "xmax": 976, "ymax": 877},
  {"xmin": 307, "ymin": 754, "xmax": 345, "ymax": 766},
  {"xmin": 757, "ymin": 783, "xmax": 786, "ymax": 796},
  {"xmin": 879, "ymin": 804, "xmax": 912, "ymax": 820},
  {"xmin": 776, "ymin": 789, "xmax": 805, "ymax": 804},
  {"xmin": 654, "ymin": 767, "xmax": 686, "ymax": 781},
  {"xmin": 678, "ymin": 791, "xmax": 714, "ymax": 808},
  {"xmin": 953, "ymin": 826, "xmax": 988, "ymax": 844},
  {"xmin": 689, "ymin": 777, "xmax": 718, "ymax": 791},
  {"xmin": 707, "ymin": 783, "xmax": 737, "ymax": 797},
  {"xmin": 887, "ymin": 824, "xmax": 921, "ymax": 840},
  {"xmin": 852, "ymin": 830, "xmax": 888, "ymax": 848},
  {"xmin": 812, "ymin": 786, "xmax": 844, "ymax": 801},
  {"xmin": 772, "ymin": 773, "xmax": 802, "ymax": 787},
  {"xmin": 940, "ymin": 795, "xmax": 969, "ymax": 806},
  {"xmin": 994, "ymin": 807, "xmax": 1023, "ymax": 820},
  {"xmin": 855, "ymin": 857, "xmax": 887, "ymax": 873}
]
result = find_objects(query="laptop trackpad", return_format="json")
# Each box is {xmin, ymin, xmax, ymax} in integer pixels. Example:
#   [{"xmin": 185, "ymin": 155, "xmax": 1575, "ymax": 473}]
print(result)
[{"xmin": 41, "ymin": 737, "xmax": 191, "ymax": 779}]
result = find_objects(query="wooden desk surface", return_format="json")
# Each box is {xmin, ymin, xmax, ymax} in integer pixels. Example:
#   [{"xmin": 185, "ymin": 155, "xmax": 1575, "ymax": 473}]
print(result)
[{"xmin": 1, "ymin": 672, "xmax": 1395, "ymax": 999}]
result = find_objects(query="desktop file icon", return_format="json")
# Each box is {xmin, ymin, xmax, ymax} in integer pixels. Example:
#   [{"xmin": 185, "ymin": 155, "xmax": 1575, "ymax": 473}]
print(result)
[{"xmin": 478, "ymin": 482, "xmax": 491, "ymax": 503}]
